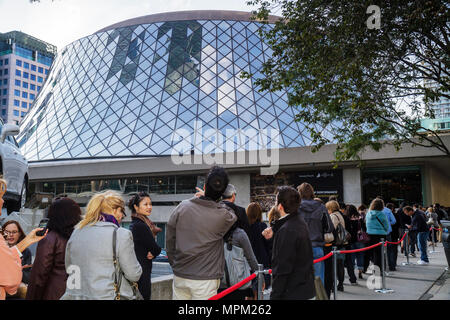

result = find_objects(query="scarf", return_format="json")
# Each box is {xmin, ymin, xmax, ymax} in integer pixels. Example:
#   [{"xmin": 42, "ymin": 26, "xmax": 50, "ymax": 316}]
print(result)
[
  {"xmin": 131, "ymin": 213, "xmax": 161, "ymax": 236},
  {"xmin": 99, "ymin": 213, "xmax": 120, "ymax": 227}
]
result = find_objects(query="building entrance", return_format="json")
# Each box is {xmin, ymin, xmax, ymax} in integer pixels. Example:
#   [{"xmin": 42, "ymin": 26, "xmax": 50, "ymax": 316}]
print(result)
[{"xmin": 362, "ymin": 166, "xmax": 423, "ymax": 206}]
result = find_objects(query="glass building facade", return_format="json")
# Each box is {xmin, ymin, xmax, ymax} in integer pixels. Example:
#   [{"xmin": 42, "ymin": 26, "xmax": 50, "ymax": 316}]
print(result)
[{"xmin": 17, "ymin": 11, "xmax": 334, "ymax": 162}]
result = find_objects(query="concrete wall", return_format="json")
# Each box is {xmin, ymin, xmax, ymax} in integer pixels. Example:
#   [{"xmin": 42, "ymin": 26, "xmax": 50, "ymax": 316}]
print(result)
[
  {"xmin": 151, "ymin": 275, "xmax": 173, "ymax": 300},
  {"xmin": 343, "ymin": 168, "xmax": 362, "ymax": 206},
  {"xmin": 228, "ymin": 173, "xmax": 251, "ymax": 208},
  {"xmin": 427, "ymin": 165, "xmax": 450, "ymax": 206}
]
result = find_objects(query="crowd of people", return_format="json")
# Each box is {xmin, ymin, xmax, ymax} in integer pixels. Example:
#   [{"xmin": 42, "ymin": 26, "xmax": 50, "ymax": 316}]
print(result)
[{"xmin": 0, "ymin": 167, "xmax": 449, "ymax": 300}]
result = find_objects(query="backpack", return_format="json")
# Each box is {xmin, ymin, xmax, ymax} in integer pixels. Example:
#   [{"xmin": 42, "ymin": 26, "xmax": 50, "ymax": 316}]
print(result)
[
  {"xmin": 220, "ymin": 231, "xmax": 252, "ymax": 290},
  {"xmin": 331, "ymin": 212, "xmax": 351, "ymax": 246}
]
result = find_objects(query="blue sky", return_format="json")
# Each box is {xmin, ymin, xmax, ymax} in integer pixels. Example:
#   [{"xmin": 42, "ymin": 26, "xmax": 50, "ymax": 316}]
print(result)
[{"xmin": 0, "ymin": 0, "xmax": 257, "ymax": 50}]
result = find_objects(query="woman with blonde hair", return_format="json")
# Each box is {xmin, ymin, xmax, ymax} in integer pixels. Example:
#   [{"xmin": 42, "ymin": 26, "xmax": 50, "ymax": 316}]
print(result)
[
  {"xmin": 267, "ymin": 205, "xmax": 281, "ymax": 226},
  {"xmin": 61, "ymin": 190, "xmax": 142, "ymax": 300},
  {"xmin": 323, "ymin": 200, "xmax": 346, "ymax": 297}
]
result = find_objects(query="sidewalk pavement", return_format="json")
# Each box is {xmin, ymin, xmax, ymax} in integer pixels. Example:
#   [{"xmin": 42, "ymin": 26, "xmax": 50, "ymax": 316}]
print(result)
[{"xmin": 335, "ymin": 242, "xmax": 449, "ymax": 300}]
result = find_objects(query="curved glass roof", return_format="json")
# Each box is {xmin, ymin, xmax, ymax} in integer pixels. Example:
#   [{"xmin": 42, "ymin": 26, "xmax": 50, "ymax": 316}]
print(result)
[{"xmin": 18, "ymin": 11, "xmax": 334, "ymax": 161}]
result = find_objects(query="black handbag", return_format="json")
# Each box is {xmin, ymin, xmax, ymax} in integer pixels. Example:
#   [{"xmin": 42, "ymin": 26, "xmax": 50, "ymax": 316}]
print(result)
[{"xmin": 112, "ymin": 228, "xmax": 144, "ymax": 300}]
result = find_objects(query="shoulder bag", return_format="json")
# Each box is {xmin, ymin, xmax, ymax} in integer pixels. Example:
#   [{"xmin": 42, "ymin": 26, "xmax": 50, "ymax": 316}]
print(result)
[
  {"xmin": 220, "ymin": 232, "xmax": 252, "ymax": 290},
  {"xmin": 356, "ymin": 218, "xmax": 370, "ymax": 243},
  {"xmin": 331, "ymin": 212, "xmax": 351, "ymax": 246},
  {"xmin": 112, "ymin": 228, "xmax": 144, "ymax": 300}
]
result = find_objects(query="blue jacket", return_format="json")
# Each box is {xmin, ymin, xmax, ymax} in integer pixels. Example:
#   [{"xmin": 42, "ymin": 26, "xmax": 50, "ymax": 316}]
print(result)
[
  {"xmin": 366, "ymin": 210, "xmax": 390, "ymax": 235},
  {"xmin": 382, "ymin": 207, "xmax": 396, "ymax": 234}
]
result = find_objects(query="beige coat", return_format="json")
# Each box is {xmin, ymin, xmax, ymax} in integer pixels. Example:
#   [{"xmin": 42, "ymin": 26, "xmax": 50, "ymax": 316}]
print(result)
[{"xmin": 330, "ymin": 211, "xmax": 346, "ymax": 230}]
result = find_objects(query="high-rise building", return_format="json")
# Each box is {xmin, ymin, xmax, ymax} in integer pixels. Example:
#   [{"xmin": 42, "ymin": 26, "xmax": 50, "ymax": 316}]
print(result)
[
  {"xmin": 421, "ymin": 77, "xmax": 450, "ymax": 132},
  {"xmin": 0, "ymin": 31, "xmax": 56, "ymax": 125}
]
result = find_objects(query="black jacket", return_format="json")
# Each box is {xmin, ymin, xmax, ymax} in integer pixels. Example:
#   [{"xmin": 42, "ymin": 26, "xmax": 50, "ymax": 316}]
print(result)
[
  {"xmin": 21, "ymin": 248, "xmax": 32, "ymax": 284},
  {"xmin": 222, "ymin": 201, "xmax": 251, "ymax": 238},
  {"xmin": 270, "ymin": 213, "xmax": 315, "ymax": 300},
  {"xmin": 399, "ymin": 211, "xmax": 412, "ymax": 229},
  {"xmin": 411, "ymin": 210, "xmax": 429, "ymax": 233},
  {"xmin": 391, "ymin": 210, "xmax": 401, "ymax": 241},
  {"xmin": 298, "ymin": 199, "xmax": 334, "ymax": 247},
  {"xmin": 248, "ymin": 221, "xmax": 272, "ymax": 268},
  {"xmin": 130, "ymin": 217, "xmax": 161, "ymax": 300}
]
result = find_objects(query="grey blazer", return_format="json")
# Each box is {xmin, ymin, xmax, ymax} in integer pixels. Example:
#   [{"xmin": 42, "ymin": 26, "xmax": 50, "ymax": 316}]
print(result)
[{"xmin": 60, "ymin": 221, "xmax": 142, "ymax": 300}]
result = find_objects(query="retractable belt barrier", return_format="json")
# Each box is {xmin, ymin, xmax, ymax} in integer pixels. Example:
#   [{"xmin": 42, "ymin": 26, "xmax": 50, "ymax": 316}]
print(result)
[{"xmin": 208, "ymin": 231, "xmax": 411, "ymax": 300}]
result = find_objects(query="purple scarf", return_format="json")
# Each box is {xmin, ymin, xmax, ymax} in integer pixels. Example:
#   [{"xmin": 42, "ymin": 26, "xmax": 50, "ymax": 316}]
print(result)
[{"xmin": 99, "ymin": 213, "xmax": 120, "ymax": 227}]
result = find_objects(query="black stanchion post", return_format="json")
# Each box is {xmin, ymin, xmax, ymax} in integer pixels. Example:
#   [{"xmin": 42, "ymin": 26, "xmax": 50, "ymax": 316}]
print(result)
[
  {"xmin": 384, "ymin": 240, "xmax": 389, "ymax": 274},
  {"xmin": 375, "ymin": 238, "xmax": 394, "ymax": 294},
  {"xmin": 332, "ymin": 246, "xmax": 337, "ymax": 300},
  {"xmin": 257, "ymin": 264, "xmax": 264, "ymax": 300}
]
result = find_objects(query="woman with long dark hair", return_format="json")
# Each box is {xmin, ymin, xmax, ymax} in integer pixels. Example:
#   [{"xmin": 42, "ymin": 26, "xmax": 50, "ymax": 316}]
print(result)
[
  {"xmin": 344, "ymin": 205, "xmax": 366, "ymax": 281},
  {"xmin": 129, "ymin": 192, "xmax": 161, "ymax": 300},
  {"xmin": 26, "ymin": 197, "xmax": 82, "ymax": 300},
  {"xmin": 2, "ymin": 221, "xmax": 32, "ymax": 286},
  {"xmin": 246, "ymin": 202, "xmax": 271, "ymax": 298}
]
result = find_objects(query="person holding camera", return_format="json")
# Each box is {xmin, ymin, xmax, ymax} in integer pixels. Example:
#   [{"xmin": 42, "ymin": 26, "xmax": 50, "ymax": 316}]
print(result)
[
  {"xmin": 27, "ymin": 197, "xmax": 82, "ymax": 300},
  {"xmin": 0, "ymin": 179, "xmax": 47, "ymax": 300}
]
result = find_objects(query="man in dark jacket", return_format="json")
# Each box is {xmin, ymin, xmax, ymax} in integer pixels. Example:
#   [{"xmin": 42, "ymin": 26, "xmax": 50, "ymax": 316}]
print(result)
[
  {"xmin": 297, "ymin": 183, "xmax": 334, "ymax": 285},
  {"xmin": 270, "ymin": 186, "xmax": 315, "ymax": 300},
  {"xmin": 404, "ymin": 205, "xmax": 429, "ymax": 264},
  {"xmin": 221, "ymin": 184, "xmax": 251, "ymax": 238}
]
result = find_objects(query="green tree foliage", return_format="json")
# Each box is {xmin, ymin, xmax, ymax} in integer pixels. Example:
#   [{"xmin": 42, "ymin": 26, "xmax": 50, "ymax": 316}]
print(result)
[{"xmin": 245, "ymin": 0, "xmax": 449, "ymax": 162}]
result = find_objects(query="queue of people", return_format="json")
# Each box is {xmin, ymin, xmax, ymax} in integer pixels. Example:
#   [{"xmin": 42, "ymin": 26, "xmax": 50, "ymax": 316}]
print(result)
[{"xmin": 1, "ymin": 167, "xmax": 449, "ymax": 301}]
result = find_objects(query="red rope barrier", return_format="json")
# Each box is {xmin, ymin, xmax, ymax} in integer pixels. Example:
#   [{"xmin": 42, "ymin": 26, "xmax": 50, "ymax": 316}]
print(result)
[
  {"xmin": 385, "ymin": 232, "xmax": 408, "ymax": 246},
  {"xmin": 208, "ymin": 273, "xmax": 257, "ymax": 300},
  {"xmin": 430, "ymin": 227, "xmax": 442, "ymax": 231},
  {"xmin": 340, "ymin": 242, "xmax": 382, "ymax": 254},
  {"xmin": 313, "ymin": 251, "xmax": 334, "ymax": 264},
  {"xmin": 209, "ymin": 236, "xmax": 405, "ymax": 300}
]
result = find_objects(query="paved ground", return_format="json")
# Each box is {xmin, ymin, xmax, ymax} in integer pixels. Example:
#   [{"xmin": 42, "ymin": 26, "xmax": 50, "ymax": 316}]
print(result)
[
  {"xmin": 333, "ymin": 242, "xmax": 449, "ymax": 300},
  {"xmin": 152, "ymin": 242, "xmax": 449, "ymax": 300}
]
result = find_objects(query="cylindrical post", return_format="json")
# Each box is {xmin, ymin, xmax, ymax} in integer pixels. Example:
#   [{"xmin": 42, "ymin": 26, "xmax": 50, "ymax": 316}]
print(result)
[
  {"xmin": 332, "ymin": 246, "xmax": 337, "ymax": 300},
  {"xmin": 384, "ymin": 241, "xmax": 389, "ymax": 273},
  {"xmin": 374, "ymin": 238, "xmax": 394, "ymax": 294},
  {"xmin": 432, "ymin": 228, "xmax": 436, "ymax": 252},
  {"xmin": 257, "ymin": 264, "xmax": 264, "ymax": 300},
  {"xmin": 380, "ymin": 238, "xmax": 386, "ymax": 289},
  {"xmin": 405, "ymin": 230, "xmax": 410, "ymax": 265}
]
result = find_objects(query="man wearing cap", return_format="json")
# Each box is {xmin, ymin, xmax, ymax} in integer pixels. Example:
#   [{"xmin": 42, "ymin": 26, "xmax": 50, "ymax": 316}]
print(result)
[{"xmin": 221, "ymin": 184, "xmax": 251, "ymax": 238}]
